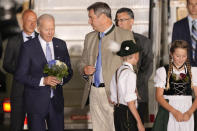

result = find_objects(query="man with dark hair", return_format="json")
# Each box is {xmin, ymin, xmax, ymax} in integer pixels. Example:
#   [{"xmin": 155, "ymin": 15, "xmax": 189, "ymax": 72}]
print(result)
[
  {"xmin": 115, "ymin": 7, "xmax": 153, "ymax": 124},
  {"xmin": 172, "ymin": 0, "xmax": 197, "ymax": 66},
  {"xmin": 79, "ymin": 2, "xmax": 135, "ymax": 131},
  {"xmin": 3, "ymin": 9, "xmax": 38, "ymax": 131}
]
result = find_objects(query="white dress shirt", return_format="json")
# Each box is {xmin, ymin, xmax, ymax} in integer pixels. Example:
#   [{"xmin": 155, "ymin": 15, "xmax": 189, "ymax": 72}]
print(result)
[
  {"xmin": 188, "ymin": 16, "xmax": 197, "ymax": 35},
  {"xmin": 22, "ymin": 31, "xmax": 36, "ymax": 42},
  {"xmin": 110, "ymin": 62, "xmax": 137, "ymax": 106},
  {"xmin": 38, "ymin": 35, "xmax": 54, "ymax": 86}
]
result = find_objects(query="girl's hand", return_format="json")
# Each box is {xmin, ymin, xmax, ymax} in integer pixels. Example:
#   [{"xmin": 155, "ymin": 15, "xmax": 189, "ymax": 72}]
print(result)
[
  {"xmin": 183, "ymin": 111, "xmax": 192, "ymax": 121},
  {"xmin": 137, "ymin": 122, "xmax": 145, "ymax": 131},
  {"xmin": 171, "ymin": 109, "xmax": 184, "ymax": 122}
]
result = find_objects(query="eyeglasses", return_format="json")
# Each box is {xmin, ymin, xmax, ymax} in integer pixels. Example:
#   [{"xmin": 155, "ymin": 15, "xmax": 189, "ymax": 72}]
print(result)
[{"xmin": 114, "ymin": 18, "xmax": 130, "ymax": 23}]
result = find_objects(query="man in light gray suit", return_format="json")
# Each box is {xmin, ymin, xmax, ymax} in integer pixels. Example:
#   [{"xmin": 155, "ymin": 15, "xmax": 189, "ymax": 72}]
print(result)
[
  {"xmin": 115, "ymin": 7, "xmax": 153, "ymax": 124},
  {"xmin": 79, "ymin": 2, "xmax": 135, "ymax": 131}
]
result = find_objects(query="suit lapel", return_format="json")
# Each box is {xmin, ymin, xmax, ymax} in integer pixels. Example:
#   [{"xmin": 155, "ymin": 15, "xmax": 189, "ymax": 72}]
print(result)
[
  {"xmin": 90, "ymin": 34, "xmax": 99, "ymax": 65},
  {"xmin": 19, "ymin": 32, "xmax": 24, "ymax": 43},
  {"xmin": 185, "ymin": 17, "xmax": 191, "ymax": 43},
  {"xmin": 34, "ymin": 38, "xmax": 48, "ymax": 64},
  {"xmin": 52, "ymin": 39, "xmax": 60, "ymax": 60}
]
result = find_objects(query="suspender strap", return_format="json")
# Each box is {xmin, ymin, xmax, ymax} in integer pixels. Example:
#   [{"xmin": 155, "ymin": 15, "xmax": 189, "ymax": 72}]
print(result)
[{"xmin": 115, "ymin": 67, "xmax": 129, "ymax": 106}]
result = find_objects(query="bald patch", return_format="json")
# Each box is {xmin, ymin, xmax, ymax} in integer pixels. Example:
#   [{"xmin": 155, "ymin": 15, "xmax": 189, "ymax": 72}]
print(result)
[{"xmin": 22, "ymin": 10, "xmax": 37, "ymax": 20}]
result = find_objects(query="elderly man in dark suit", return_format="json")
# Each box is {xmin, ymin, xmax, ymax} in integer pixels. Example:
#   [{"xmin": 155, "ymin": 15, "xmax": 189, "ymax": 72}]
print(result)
[
  {"xmin": 79, "ymin": 2, "xmax": 135, "ymax": 131},
  {"xmin": 15, "ymin": 14, "xmax": 73, "ymax": 131},
  {"xmin": 172, "ymin": 0, "xmax": 197, "ymax": 66},
  {"xmin": 3, "ymin": 9, "xmax": 38, "ymax": 131},
  {"xmin": 115, "ymin": 7, "xmax": 153, "ymax": 124}
]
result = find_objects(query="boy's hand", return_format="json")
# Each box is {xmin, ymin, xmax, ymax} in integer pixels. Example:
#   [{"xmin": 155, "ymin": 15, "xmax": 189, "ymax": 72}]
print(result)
[
  {"xmin": 137, "ymin": 122, "xmax": 145, "ymax": 131},
  {"xmin": 108, "ymin": 97, "xmax": 115, "ymax": 105}
]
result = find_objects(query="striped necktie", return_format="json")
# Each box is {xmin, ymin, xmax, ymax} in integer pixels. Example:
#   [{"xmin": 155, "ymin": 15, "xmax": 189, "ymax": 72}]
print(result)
[
  {"xmin": 191, "ymin": 20, "xmax": 197, "ymax": 61},
  {"xmin": 94, "ymin": 32, "xmax": 105, "ymax": 87}
]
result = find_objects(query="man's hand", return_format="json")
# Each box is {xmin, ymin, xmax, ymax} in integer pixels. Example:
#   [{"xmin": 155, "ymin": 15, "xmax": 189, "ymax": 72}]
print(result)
[
  {"xmin": 44, "ymin": 76, "xmax": 61, "ymax": 86},
  {"xmin": 137, "ymin": 122, "xmax": 145, "ymax": 131},
  {"xmin": 84, "ymin": 65, "xmax": 95, "ymax": 75}
]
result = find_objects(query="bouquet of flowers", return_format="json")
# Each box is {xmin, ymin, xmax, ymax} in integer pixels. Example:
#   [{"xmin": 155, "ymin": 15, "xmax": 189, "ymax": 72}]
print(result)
[{"xmin": 43, "ymin": 60, "xmax": 68, "ymax": 89}]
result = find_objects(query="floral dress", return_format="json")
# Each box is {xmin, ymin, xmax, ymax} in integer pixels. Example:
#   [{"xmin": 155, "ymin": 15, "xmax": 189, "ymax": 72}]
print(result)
[{"xmin": 154, "ymin": 65, "xmax": 197, "ymax": 131}]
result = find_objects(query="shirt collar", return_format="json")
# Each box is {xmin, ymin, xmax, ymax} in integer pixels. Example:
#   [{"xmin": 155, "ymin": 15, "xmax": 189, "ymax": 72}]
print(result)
[
  {"xmin": 103, "ymin": 24, "xmax": 113, "ymax": 34},
  {"xmin": 188, "ymin": 15, "xmax": 197, "ymax": 23},
  {"xmin": 38, "ymin": 35, "xmax": 53, "ymax": 46},
  {"xmin": 22, "ymin": 31, "xmax": 35, "ymax": 38},
  {"xmin": 123, "ymin": 61, "xmax": 134, "ymax": 71},
  {"xmin": 98, "ymin": 24, "xmax": 115, "ymax": 39}
]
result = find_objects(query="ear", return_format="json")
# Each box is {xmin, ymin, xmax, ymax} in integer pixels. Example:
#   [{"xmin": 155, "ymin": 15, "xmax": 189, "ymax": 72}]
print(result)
[
  {"xmin": 37, "ymin": 26, "xmax": 40, "ymax": 33},
  {"xmin": 130, "ymin": 19, "xmax": 134, "ymax": 25}
]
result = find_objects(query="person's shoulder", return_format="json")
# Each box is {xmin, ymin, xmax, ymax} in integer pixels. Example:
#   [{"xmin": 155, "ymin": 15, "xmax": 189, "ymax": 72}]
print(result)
[
  {"xmin": 52, "ymin": 37, "xmax": 65, "ymax": 43},
  {"xmin": 174, "ymin": 17, "xmax": 188, "ymax": 25},
  {"xmin": 119, "ymin": 66, "xmax": 135, "ymax": 77},
  {"xmin": 85, "ymin": 30, "xmax": 97, "ymax": 38},
  {"xmin": 115, "ymin": 26, "xmax": 131, "ymax": 34},
  {"xmin": 156, "ymin": 66, "xmax": 166, "ymax": 73},
  {"xmin": 134, "ymin": 32, "xmax": 150, "ymax": 41},
  {"xmin": 8, "ymin": 32, "xmax": 22, "ymax": 41},
  {"xmin": 115, "ymin": 26, "xmax": 134, "ymax": 40}
]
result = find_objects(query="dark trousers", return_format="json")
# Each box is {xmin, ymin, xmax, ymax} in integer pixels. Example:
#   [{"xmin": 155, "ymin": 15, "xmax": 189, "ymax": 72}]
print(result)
[
  {"xmin": 137, "ymin": 102, "xmax": 148, "ymax": 124},
  {"xmin": 114, "ymin": 104, "xmax": 137, "ymax": 131},
  {"xmin": 27, "ymin": 100, "xmax": 64, "ymax": 131},
  {"xmin": 10, "ymin": 96, "xmax": 25, "ymax": 131}
]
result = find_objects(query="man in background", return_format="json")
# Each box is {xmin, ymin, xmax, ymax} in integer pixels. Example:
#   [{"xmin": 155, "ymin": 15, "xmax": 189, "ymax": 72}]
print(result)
[
  {"xmin": 115, "ymin": 7, "xmax": 153, "ymax": 123},
  {"xmin": 79, "ymin": 2, "xmax": 135, "ymax": 131},
  {"xmin": 172, "ymin": 0, "xmax": 197, "ymax": 66},
  {"xmin": 3, "ymin": 9, "xmax": 38, "ymax": 131}
]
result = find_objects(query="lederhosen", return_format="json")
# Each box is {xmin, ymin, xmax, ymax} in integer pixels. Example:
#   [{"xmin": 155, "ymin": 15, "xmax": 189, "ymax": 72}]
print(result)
[
  {"xmin": 152, "ymin": 65, "xmax": 192, "ymax": 131},
  {"xmin": 113, "ymin": 65, "xmax": 138, "ymax": 131}
]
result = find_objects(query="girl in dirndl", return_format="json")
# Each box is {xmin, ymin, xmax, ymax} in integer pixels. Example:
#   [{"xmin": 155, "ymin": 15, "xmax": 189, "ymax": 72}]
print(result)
[{"xmin": 153, "ymin": 40, "xmax": 197, "ymax": 131}]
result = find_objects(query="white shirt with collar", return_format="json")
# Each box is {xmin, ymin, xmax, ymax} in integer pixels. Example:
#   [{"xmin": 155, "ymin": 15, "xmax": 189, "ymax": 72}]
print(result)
[
  {"xmin": 110, "ymin": 62, "xmax": 138, "ymax": 107},
  {"xmin": 22, "ymin": 31, "xmax": 36, "ymax": 42},
  {"xmin": 38, "ymin": 35, "xmax": 55, "ymax": 86},
  {"xmin": 93, "ymin": 24, "xmax": 114, "ymax": 84},
  {"xmin": 188, "ymin": 15, "xmax": 197, "ymax": 35}
]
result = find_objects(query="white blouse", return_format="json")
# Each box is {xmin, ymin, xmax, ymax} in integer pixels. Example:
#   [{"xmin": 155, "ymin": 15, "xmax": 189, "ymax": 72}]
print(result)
[
  {"xmin": 110, "ymin": 62, "xmax": 137, "ymax": 106},
  {"xmin": 154, "ymin": 66, "xmax": 197, "ymax": 88}
]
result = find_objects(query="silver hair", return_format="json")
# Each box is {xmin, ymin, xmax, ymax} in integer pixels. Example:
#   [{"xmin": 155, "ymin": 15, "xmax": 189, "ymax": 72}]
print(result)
[{"xmin": 37, "ymin": 14, "xmax": 55, "ymax": 27}]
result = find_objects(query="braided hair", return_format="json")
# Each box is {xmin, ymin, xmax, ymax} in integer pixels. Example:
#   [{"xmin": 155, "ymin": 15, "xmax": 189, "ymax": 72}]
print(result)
[{"xmin": 166, "ymin": 40, "xmax": 193, "ymax": 90}]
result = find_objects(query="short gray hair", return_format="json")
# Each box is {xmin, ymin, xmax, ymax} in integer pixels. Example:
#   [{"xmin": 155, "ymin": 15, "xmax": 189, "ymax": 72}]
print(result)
[
  {"xmin": 37, "ymin": 14, "xmax": 55, "ymax": 27},
  {"xmin": 87, "ymin": 2, "xmax": 111, "ymax": 19}
]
